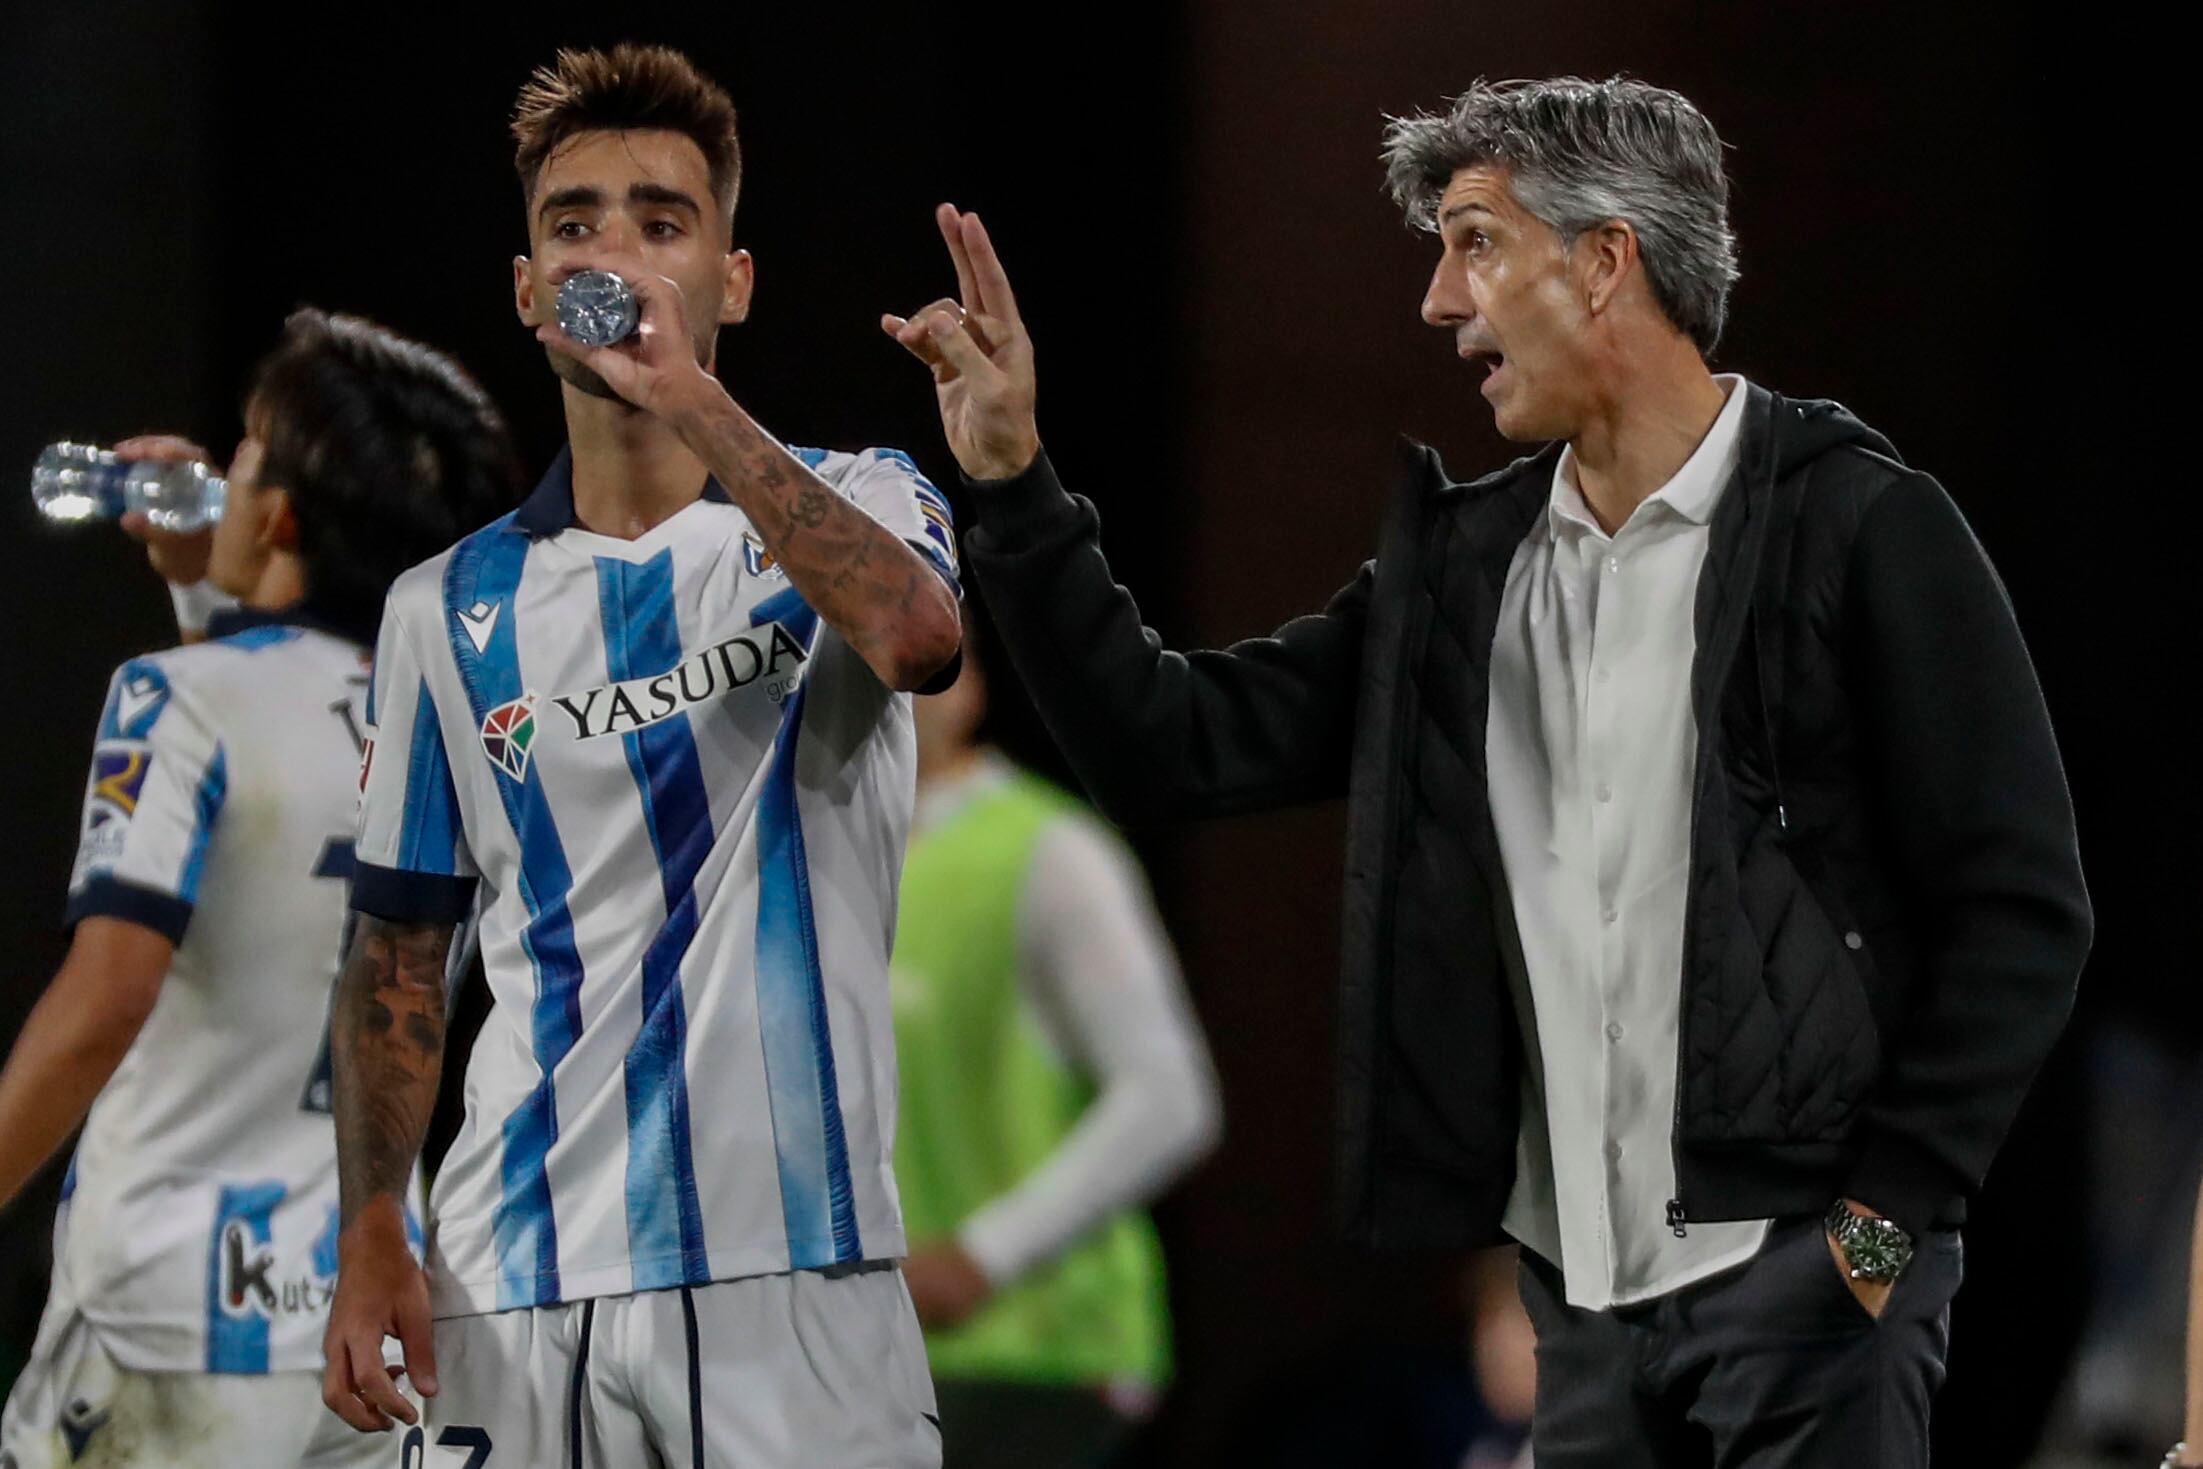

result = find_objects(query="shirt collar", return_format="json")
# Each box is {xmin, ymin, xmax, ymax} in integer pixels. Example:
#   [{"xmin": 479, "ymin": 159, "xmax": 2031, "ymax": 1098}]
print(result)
[
  {"xmin": 509, "ymin": 444, "xmax": 733, "ymax": 538},
  {"xmin": 204, "ymin": 601, "xmax": 343, "ymax": 641},
  {"xmin": 1546, "ymin": 373, "xmax": 1750, "ymax": 539}
]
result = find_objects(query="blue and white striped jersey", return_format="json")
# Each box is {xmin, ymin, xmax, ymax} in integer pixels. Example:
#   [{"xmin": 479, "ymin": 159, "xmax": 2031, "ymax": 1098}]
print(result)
[
  {"xmin": 354, "ymin": 444, "xmax": 957, "ymax": 1319},
  {"xmin": 56, "ymin": 610, "xmax": 386, "ymax": 1374}
]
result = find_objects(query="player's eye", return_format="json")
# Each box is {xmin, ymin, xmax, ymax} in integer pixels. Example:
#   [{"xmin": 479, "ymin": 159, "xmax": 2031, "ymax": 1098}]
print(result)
[
  {"xmin": 554, "ymin": 219, "xmax": 591, "ymax": 240},
  {"xmin": 645, "ymin": 219, "xmax": 683, "ymax": 240}
]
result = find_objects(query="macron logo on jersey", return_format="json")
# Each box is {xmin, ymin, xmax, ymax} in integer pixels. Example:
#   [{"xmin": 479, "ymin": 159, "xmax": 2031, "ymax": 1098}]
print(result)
[
  {"xmin": 458, "ymin": 599, "xmax": 502, "ymax": 655},
  {"xmin": 551, "ymin": 621, "xmax": 811, "ymax": 741},
  {"xmin": 114, "ymin": 671, "xmax": 168, "ymax": 733}
]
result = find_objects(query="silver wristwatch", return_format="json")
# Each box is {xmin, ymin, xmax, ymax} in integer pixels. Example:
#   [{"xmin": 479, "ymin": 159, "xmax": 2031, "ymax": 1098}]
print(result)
[{"xmin": 1825, "ymin": 1200, "xmax": 1915, "ymax": 1283}]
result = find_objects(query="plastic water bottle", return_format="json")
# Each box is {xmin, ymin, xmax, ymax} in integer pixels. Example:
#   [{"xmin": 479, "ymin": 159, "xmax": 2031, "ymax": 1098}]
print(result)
[
  {"xmin": 556, "ymin": 270, "xmax": 640, "ymax": 347},
  {"xmin": 31, "ymin": 443, "xmax": 227, "ymax": 531}
]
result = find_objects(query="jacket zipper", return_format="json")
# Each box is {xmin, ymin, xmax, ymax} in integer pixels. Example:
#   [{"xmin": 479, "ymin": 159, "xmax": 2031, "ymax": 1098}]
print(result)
[{"xmin": 1669, "ymin": 610, "xmax": 1788, "ymax": 1240}]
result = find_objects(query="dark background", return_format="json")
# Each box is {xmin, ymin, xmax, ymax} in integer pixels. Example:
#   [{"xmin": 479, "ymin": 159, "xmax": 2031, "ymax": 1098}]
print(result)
[{"xmin": 0, "ymin": 3, "xmax": 2170, "ymax": 1464}]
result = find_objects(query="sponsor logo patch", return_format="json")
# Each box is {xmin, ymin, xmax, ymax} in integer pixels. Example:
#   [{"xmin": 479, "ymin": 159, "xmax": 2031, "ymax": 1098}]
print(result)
[
  {"xmin": 219, "ymin": 1218, "xmax": 278, "ymax": 1317},
  {"xmin": 91, "ymin": 744, "xmax": 152, "ymax": 817},
  {"xmin": 480, "ymin": 693, "xmax": 540, "ymax": 781},
  {"xmin": 742, "ymin": 531, "xmax": 784, "ymax": 580},
  {"xmin": 76, "ymin": 742, "xmax": 151, "ymax": 871},
  {"xmin": 550, "ymin": 620, "xmax": 812, "ymax": 741}
]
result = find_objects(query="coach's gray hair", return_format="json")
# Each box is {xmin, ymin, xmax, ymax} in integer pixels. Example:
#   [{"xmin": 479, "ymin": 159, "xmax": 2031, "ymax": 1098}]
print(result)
[{"xmin": 1381, "ymin": 77, "xmax": 1739, "ymax": 354}]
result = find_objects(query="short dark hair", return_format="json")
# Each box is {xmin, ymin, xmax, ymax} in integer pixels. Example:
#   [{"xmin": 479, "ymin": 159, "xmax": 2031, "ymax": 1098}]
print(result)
[
  {"xmin": 247, "ymin": 309, "xmax": 522, "ymax": 645},
  {"xmin": 511, "ymin": 44, "xmax": 743, "ymax": 225}
]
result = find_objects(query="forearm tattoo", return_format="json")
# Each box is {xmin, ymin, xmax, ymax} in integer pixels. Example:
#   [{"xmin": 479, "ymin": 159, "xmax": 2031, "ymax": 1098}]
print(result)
[
  {"xmin": 331, "ymin": 916, "xmax": 451, "ymax": 1228},
  {"xmin": 697, "ymin": 405, "xmax": 950, "ymax": 685}
]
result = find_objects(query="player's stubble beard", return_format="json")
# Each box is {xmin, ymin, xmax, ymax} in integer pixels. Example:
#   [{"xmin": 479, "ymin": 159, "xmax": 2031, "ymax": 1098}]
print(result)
[
  {"xmin": 543, "ymin": 313, "xmax": 720, "ymax": 406},
  {"xmin": 548, "ymin": 348, "xmax": 624, "ymax": 403}
]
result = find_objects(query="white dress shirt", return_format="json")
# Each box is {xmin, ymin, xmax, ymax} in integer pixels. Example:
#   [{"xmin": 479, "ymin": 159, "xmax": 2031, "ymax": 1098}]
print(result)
[{"xmin": 1488, "ymin": 376, "xmax": 1772, "ymax": 1310}]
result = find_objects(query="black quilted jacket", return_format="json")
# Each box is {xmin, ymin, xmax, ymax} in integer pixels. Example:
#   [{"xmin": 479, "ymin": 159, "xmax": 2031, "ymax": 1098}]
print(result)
[{"xmin": 963, "ymin": 383, "xmax": 2091, "ymax": 1246}]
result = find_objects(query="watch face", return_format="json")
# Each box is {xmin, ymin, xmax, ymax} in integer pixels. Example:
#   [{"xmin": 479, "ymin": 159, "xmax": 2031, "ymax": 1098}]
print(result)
[{"xmin": 1843, "ymin": 1217, "xmax": 1914, "ymax": 1280}]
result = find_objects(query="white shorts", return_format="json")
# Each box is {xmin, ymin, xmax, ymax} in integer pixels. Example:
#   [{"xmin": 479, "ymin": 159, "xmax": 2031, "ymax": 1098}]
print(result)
[
  {"xmin": 418, "ymin": 1264, "xmax": 939, "ymax": 1469},
  {"xmin": 0, "ymin": 1299, "xmax": 383, "ymax": 1469}
]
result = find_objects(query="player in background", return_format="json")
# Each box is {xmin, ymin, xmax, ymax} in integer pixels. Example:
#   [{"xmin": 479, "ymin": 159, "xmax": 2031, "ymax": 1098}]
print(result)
[
  {"xmin": 893, "ymin": 618, "xmax": 1220, "ymax": 1467},
  {"xmin": 0, "ymin": 308, "xmax": 521, "ymax": 1468},
  {"xmin": 321, "ymin": 44, "xmax": 958, "ymax": 1468}
]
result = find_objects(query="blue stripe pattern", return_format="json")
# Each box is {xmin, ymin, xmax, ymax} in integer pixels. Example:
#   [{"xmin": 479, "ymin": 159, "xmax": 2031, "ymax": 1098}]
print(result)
[
  {"xmin": 594, "ymin": 551, "xmax": 712, "ymax": 1290},
  {"xmin": 748, "ymin": 586, "xmax": 860, "ymax": 1265},
  {"xmin": 396, "ymin": 681, "xmax": 463, "ymax": 875},
  {"xmin": 205, "ymin": 1180, "xmax": 285, "ymax": 1373},
  {"xmin": 442, "ymin": 517, "xmax": 586, "ymax": 1309},
  {"xmin": 177, "ymin": 747, "xmax": 228, "ymax": 903}
]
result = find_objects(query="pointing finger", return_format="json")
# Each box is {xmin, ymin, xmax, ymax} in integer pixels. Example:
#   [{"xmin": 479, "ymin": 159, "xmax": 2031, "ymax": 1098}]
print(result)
[
  {"xmin": 962, "ymin": 213, "xmax": 1022, "ymax": 326},
  {"xmin": 937, "ymin": 203, "xmax": 980, "ymax": 315}
]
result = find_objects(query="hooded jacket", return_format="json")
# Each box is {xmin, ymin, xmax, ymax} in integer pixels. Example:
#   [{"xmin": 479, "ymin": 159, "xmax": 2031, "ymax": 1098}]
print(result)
[{"xmin": 962, "ymin": 383, "xmax": 2090, "ymax": 1246}]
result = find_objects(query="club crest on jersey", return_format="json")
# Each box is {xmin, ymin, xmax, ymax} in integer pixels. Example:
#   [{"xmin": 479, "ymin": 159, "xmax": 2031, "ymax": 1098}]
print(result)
[
  {"xmin": 742, "ymin": 531, "xmax": 784, "ymax": 580},
  {"xmin": 480, "ymin": 693, "xmax": 540, "ymax": 781},
  {"xmin": 551, "ymin": 621, "xmax": 812, "ymax": 740}
]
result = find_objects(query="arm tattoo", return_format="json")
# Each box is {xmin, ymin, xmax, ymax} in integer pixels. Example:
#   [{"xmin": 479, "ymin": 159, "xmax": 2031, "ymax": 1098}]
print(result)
[
  {"xmin": 331, "ymin": 915, "xmax": 453, "ymax": 1228},
  {"xmin": 789, "ymin": 482, "xmax": 835, "ymax": 531},
  {"xmin": 690, "ymin": 399, "xmax": 956, "ymax": 688}
]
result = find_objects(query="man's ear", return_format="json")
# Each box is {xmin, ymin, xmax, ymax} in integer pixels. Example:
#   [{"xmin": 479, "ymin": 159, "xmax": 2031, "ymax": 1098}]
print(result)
[
  {"xmin": 721, "ymin": 248, "xmax": 755, "ymax": 325},
  {"xmin": 260, "ymin": 486, "xmax": 301, "ymax": 553},
  {"xmin": 515, "ymin": 255, "xmax": 540, "ymax": 325},
  {"xmin": 1578, "ymin": 220, "xmax": 1639, "ymax": 319}
]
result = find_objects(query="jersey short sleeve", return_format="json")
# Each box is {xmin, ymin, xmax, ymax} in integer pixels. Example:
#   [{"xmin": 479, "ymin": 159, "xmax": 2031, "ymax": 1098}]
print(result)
[
  {"xmin": 66, "ymin": 658, "xmax": 228, "ymax": 944},
  {"xmin": 842, "ymin": 447, "xmax": 960, "ymax": 593},
  {"xmin": 352, "ymin": 595, "xmax": 478, "ymax": 923}
]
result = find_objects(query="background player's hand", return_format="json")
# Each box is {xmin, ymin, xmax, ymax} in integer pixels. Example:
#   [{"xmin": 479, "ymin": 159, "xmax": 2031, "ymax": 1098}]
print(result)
[
  {"xmin": 882, "ymin": 204, "xmax": 1041, "ymax": 482},
  {"xmin": 112, "ymin": 435, "xmax": 216, "ymax": 586},
  {"xmin": 902, "ymin": 1241, "xmax": 994, "ymax": 1329},
  {"xmin": 322, "ymin": 1198, "xmax": 437, "ymax": 1432},
  {"xmin": 535, "ymin": 264, "xmax": 723, "ymax": 423}
]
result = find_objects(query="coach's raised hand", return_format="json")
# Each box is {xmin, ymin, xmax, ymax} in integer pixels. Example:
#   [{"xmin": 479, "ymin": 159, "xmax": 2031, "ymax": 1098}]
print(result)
[{"xmin": 882, "ymin": 204, "xmax": 1041, "ymax": 481}]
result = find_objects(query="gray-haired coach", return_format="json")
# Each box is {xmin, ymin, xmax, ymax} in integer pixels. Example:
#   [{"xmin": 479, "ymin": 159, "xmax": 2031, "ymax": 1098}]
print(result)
[{"xmin": 883, "ymin": 77, "xmax": 2090, "ymax": 1466}]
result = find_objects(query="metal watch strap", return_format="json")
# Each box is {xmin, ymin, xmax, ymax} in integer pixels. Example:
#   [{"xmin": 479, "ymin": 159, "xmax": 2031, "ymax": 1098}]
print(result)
[{"xmin": 1825, "ymin": 1199, "xmax": 1915, "ymax": 1283}]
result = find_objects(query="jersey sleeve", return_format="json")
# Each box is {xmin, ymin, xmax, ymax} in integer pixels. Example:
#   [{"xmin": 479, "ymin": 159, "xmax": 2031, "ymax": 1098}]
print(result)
[
  {"xmin": 351, "ymin": 596, "xmax": 478, "ymax": 924},
  {"xmin": 65, "ymin": 658, "xmax": 228, "ymax": 944},
  {"xmin": 843, "ymin": 447, "xmax": 960, "ymax": 594}
]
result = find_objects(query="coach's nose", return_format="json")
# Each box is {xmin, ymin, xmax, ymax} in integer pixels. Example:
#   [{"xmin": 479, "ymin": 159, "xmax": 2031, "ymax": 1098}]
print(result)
[{"xmin": 1422, "ymin": 257, "xmax": 1471, "ymax": 328}]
